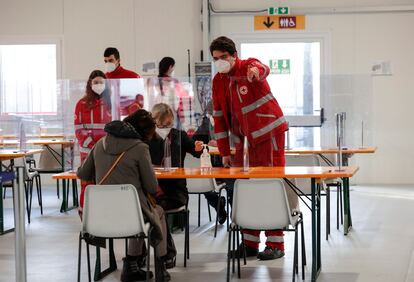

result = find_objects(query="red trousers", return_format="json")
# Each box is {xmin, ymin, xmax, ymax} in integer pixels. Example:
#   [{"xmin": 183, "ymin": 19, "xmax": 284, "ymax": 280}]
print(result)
[{"xmin": 235, "ymin": 132, "xmax": 286, "ymax": 251}]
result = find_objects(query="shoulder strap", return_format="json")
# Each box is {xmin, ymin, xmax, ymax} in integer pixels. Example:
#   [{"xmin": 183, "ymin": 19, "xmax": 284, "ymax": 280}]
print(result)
[{"xmin": 98, "ymin": 151, "xmax": 126, "ymax": 185}]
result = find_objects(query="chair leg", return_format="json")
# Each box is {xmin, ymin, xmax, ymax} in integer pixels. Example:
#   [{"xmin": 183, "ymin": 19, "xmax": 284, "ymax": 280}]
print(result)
[
  {"xmin": 295, "ymin": 227, "xmax": 299, "ymax": 275},
  {"xmin": 197, "ymin": 194, "xmax": 201, "ymax": 227},
  {"xmin": 56, "ymin": 179, "xmax": 60, "ymax": 199},
  {"xmin": 147, "ymin": 233, "xmax": 151, "ymax": 282},
  {"xmin": 292, "ymin": 228, "xmax": 298, "ymax": 282},
  {"xmin": 77, "ymin": 233, "xmax": 82, "ymax": 282},
  {"xmin": 3, "ymin": 186, "xmax": 6, "ymax": 199},
  {"xmin": 86, "ymin": 242, "xmax": 91, "ymax": 282},
  {"xmin": 207, "ymin": 199, "xmax": 212, "ymax": 222},
  {"xmin": 301, "ymin": 221, "xmax": 306, "ymax": 280},
  {"xmin": 35, "ymin": 176, "xmax": 43, "ymax": 215},
  {"xmin": 339, "ymin": 184, "xmax": 343, "ymax": 225},
  {"xmin": 241, "ymin": 230, "xmax": 247, "ymax": 265},
  {"xmin": 326, "ymin": 186, "xmax": 330, "ymax": 240},
  {"xmin": 236, "ymin": 226, "xmax": 241, "ymax": 278},
  {"xmin": 337, "ymin": 183, "xmax": 340, "ymax": 230},
  {"xmin": 232, "ymin": 226, "xmax": 236, "ymax": 274},
  {"xmin": 186, "ymin": 209, "xmax": 190, "ymax": 259},
  {"xmin": 227, "ymin": 225, "xmax": 232, "ymax": 282},
  {"xmin": 226, "ymin": 189, "xmax": 230, "ymax": 232}
]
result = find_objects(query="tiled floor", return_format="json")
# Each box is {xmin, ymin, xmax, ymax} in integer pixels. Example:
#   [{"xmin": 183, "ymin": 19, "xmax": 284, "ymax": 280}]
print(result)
[{"xmin": 0, "ymin": 184, "xmax": 414, "ymax": 281}]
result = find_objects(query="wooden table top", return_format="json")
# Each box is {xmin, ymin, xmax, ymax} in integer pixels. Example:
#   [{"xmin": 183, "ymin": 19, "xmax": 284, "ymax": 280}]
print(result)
[
  {"xmin": 209, "ymin": 146, "xmax": 376, "ymax": 155},
  {"xmin": 53, "ymin": 166, "xmax": 359, "ymax": 180},
  {"xmin": 0, "ymin": 140, "xmax": 19, "ymax": 146},
  {"xmin": 285, "ymin": 146, "xmax": 377, "ymax": 154},
  {"xmin": 27, "ymin": 139, "xmax": 75, "ymax": 145},
  {"xmin": 1, "ymin": 134, "xmax": 66, "ymax": 139},
  {"xmin": 0, "ymin": 149, "xmax": 44, "ymax": 161}
]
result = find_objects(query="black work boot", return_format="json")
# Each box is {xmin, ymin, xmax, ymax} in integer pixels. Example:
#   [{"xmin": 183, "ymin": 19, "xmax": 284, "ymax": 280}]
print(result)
[
  {"xmin": 155, "ymin": 257, "xmax": 171, "ymax": 282},
  {"xmin": 217, "ymin": 196, "xmax": 227, "ymax": 225},
  {"xmin": 121, "ymin": 256, "xmax": 153, "ymax": 282}
]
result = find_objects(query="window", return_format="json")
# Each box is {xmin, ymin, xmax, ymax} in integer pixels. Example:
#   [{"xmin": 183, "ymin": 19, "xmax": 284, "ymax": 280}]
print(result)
[
  {"xmin": 235, "ymin": 33, "xmax": 327, "ymax": 147},
  {"xmin": 0, "ymin": 44, "xmax": 57, "ymax": 115}
]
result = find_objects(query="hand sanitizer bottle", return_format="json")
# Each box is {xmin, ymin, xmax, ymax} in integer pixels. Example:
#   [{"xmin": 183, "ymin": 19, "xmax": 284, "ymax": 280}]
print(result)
[
  {"xmin": 242, "ymin": 136, "xmax": 249, "ymax": 172},
  {"xmin": 200, "ymin": 144, "xmax": 212, "ymax": 171}
]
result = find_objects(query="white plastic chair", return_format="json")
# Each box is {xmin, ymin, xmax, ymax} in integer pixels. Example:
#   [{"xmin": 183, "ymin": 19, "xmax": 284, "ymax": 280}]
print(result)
[
  {"xmin": 12, "ymin": 157, "xmax": 42, "ymax": 223},
  {"xmin": 30, "ymin": 144, "xmax": 63, "ymax": 199},
  {"xmin": 227, "ymin": 178, "xmax": 305, "ymax": 282},
  {"xmin": 185, "ymin": 153, "xmax": 227, "ymax": 236},
  {"xmin": 77, "ymin": 184, "xmax": 152, "ymax": 282}
]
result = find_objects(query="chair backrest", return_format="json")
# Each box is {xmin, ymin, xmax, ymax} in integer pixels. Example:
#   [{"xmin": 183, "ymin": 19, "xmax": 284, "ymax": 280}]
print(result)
[
  {"xmin": 285, "ymin": 154, "xmax": 320, "ymax": 194},
  {"xmin": 37, "ymin": 144, "xmax": 62, "ymax": 170},
  {"xmin": 185, "ymin": 153, "xmax": 216, "ymax": 193},
  {"xmin": 12, "ymin": 157, "xmax": 31, "ymax": 180},
  {"xmin": 82, "ymin": 184, "xmax": 147, "ymax": 238},
  {"xmin": 232, "ymin": 178, "xmax": 296, "ymax": 230}
]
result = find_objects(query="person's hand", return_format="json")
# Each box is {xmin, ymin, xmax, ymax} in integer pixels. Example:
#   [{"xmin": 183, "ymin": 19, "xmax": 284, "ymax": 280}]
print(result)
[
  {"xmin": 195, "ymin": 141, "xmax": 203, "ymax": 152},
  {"xmin": 222, "ymin": 156, "xmax": 232, "ymax": 168},
  {"xmin": 207, "ymin": 139, "xmax": 217, "ymax": 147},
  {"xmin": 247, "ymin": 66, "xmax": 260, "ymax": 82}
]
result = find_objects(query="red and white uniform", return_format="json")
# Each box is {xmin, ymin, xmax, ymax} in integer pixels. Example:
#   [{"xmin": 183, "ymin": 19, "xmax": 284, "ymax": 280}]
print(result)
[
  {"xmin": 212, "ymin": 57, "xmax": 288, "ymax": 250},
  {"xmin": 74, "ymin": 97, "xmax": 112, "ymax": 210}
]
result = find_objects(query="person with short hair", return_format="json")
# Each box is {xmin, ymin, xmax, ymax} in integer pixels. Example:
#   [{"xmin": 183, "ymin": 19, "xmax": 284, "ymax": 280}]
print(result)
[
  {"xmin": 104, "ymin": 47, "xmax": 140, "ymax": 78},
  {"xmin": 210, "ymin": 36, "xmax": 290, "ymax": 261}
]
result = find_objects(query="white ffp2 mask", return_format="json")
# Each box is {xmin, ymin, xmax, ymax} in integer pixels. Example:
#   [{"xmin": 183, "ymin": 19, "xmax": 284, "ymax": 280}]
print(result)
[
  {"xmin": 92, "ymin": 84, "xmax": 105, "ymax": 95},
  {"xmin": 156, "ymin": 127, "xmax": 171, "ymax": 139},
  {"xmin": 105, "ymin": 62, "xmax": 116, "ymax": 73},
  {"xmin": 214, "ymin": 59, "xmax": 231, "ymax": 73}
]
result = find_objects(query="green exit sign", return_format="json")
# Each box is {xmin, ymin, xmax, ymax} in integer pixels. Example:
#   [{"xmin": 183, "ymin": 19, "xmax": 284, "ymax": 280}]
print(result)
[
  {"xmin": 269, "ymin": 59, "xmax": 290, "ymax": 74},
  {"xmin": 268, "ymin": 6, "xmax": 290, "ymax": 15},
  {"xmin": 278, "ymin": 7, "xmax": 289, "ymax": 15}
]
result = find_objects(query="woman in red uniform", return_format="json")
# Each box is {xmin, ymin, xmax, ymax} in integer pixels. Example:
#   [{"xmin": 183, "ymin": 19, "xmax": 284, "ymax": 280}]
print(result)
[{"xmin": 74, "ymin": 70, "xmax": 112, "ymax": 215}]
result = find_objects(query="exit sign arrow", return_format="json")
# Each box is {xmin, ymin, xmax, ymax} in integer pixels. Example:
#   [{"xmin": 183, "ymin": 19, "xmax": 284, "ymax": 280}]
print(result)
[{"xmin": 263, "ymin": 17, "xmax": 274, "ymax": 28}]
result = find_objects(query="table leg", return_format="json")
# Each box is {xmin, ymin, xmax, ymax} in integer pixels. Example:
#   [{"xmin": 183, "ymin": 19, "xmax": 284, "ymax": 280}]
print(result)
[
  {"xmin": 14, "ymin": 166, "xmax": 27, "ymax": 282},
  {"xmin": 60, "ymin": 179, "xmax": 67, "ymax": 213},
  {"xmin": 311, "ymin": 178, "xmax": 322, "ymax": 281},
  {"xmin": 342, "ymin": 177, "xmax": 351, "ymax": 235}
]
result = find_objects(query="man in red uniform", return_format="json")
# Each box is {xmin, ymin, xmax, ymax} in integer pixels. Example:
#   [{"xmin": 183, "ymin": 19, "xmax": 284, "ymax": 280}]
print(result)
[{"xmin": 210, "ymin": 36, "xmax": 288, "ymax": 260}]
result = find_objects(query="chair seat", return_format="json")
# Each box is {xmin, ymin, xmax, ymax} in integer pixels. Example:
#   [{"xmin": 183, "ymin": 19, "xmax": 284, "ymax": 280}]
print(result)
[
  {"xmin": 30, "ymin": 168, "xmax": 63, "ymax": 173},
  {"xmin": 165, "ymin": 205, "xmax": 187, "ymax": 214},
  {"xmin": 27, "ymin": 171, "xmax": 39, "ymax": 180}
]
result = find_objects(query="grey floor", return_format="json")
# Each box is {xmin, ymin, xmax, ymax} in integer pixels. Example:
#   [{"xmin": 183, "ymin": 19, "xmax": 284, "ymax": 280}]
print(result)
[{"xmin": 1, "ymin": 184, "xmax": 414, "ymax": 282}]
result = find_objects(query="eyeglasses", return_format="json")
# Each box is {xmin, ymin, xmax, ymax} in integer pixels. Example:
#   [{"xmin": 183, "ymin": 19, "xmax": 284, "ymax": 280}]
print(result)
[{"xmin": 156, "ymin": 123, "xmax": 173, "ymax": 129}]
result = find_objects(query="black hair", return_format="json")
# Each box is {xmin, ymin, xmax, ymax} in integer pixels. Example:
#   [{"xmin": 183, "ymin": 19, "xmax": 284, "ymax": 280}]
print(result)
[
  {"xmin": 104, "ymin": 47, "xmax": 120, "ymax": 60},
  {"xmin": 209, "ymin": 36, "xmax": 237, "ymax": 56},
  {"xmin": 158, "ymin": 57, "xmax": 175, "ymax": 77},
  {"xmin": 123, "ymin": 109, "xmax": 156, "ymax": 141}
]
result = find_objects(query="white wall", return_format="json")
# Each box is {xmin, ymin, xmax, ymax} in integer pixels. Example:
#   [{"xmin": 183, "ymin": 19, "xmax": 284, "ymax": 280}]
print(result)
[
  {"xmin": 0, "ymin": 0, "xmax": 202, "ymax": 79},
  {"xmin": 1, "ymin": 0, "xmax": 413, "ymax": 184}
]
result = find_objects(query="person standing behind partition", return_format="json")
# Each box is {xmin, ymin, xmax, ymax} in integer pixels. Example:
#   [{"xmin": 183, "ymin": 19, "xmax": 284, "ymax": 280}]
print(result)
[
  {"xmin": 210, "ymin": 36, "xmax": 289, "ymax": 260},
  {"xmin": 74, "ymin": 70, "xmax": 112, "ymax": 216},
  {"xmin": 104, "ymin": 47, "xmax": 140, "ymax": 79}
]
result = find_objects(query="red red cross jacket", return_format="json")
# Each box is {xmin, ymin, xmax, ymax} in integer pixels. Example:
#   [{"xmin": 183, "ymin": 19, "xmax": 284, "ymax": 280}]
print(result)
[
  {"xmin": 212, "ymin": 57, "xmax": 288, "ymax": 157},
  {"xmin": 74, "ymin": 98, "xmax": 112, "ymax": 156},
  {"xmin": 105, "ymin": 66, "xmax": 140, "ymax": 79}
]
